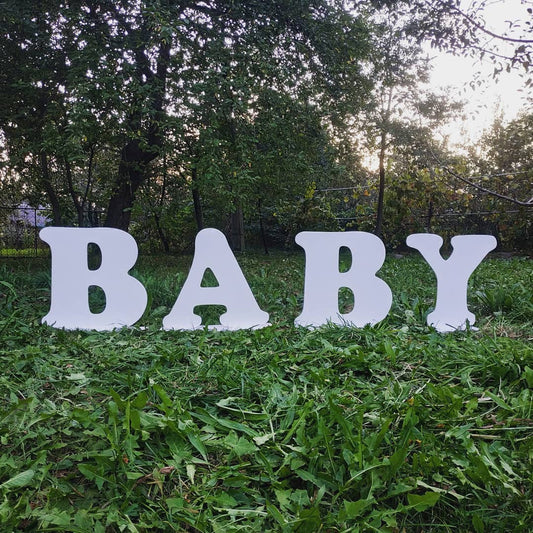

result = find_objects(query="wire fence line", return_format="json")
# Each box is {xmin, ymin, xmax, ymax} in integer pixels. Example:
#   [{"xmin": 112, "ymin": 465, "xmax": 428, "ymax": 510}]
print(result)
[
  {"xmin": 335, "ymin": 210, "xmax": 521, "ymax": 221},
  {"xmin": 0, "ymin": 203, "xmax": 527, "ymax": 257},
  {"xmin": 0, "ymin": 205, "xmax": 52, "ymax": 257},
  {"xmin": 0, "ymin": 205, "xmax": 109, "ymax": 257}
]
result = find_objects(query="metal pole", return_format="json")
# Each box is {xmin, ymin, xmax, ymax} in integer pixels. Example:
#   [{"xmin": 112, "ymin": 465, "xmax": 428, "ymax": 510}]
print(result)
[{"xmin": 34, "ymin": 208, "xmax": 38, "ymax": 257}]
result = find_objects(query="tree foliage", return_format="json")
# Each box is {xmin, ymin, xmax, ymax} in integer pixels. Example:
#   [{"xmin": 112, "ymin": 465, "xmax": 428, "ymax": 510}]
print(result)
[
  {"xmin": 0, "ymin": 0, "xmax": 531, "ymax": 251},
  {"xmin": 0, "ymin": 0, "xmax": 372, "ymax": 234},
  {"xmin": 371, "ymin": 0, "xmax": 532, "ymax": 77}
]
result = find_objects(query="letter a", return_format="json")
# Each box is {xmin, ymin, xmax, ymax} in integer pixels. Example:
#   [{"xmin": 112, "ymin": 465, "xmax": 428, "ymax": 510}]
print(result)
[
  {"xmin": 295, "ymin": 231, "xmax": 392, "ymax": 328},
  {"xmin": 40, "ymin": 227, "xmax": 147, "ymax": 330},
  {"xmin": 406, "ymin": 234, "xmax": 497, "ymax": 332},
  {"xmin": 163, "ymin": 228, "xmax": 269, "ymax": 330}
]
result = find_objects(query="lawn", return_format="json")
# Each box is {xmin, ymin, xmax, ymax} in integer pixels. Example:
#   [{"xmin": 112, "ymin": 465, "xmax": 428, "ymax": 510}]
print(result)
[{"xmin": 0, "ymin": 251, "xmax": 532, "ymax": 532}]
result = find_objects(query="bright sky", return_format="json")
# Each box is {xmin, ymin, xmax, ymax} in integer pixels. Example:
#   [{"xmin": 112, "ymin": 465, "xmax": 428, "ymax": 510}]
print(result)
[{"xmin": 428, "ymin": 0, "xmax": 532, "ymax": 147}]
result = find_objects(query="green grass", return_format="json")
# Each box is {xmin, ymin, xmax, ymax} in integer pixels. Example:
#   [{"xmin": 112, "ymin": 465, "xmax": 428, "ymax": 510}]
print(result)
[{"xmin": 0, "ymin": 252, "xmax": 532, "ymax": 532}]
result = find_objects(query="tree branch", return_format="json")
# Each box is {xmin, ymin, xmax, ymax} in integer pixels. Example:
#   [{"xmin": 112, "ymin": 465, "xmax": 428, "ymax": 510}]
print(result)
[
  {"xmin": 440, "ymin": 164, "xmax": 533, "ymax": 207},
  {"xmin": 445, "ymin": 2, "xmax": 533, "ymax": 44}
]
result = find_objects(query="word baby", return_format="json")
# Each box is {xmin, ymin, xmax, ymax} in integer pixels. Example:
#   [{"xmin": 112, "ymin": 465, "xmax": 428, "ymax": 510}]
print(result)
[{"xmin": 39, "ymin": 227, "xmax": 497, "ymax": 333}]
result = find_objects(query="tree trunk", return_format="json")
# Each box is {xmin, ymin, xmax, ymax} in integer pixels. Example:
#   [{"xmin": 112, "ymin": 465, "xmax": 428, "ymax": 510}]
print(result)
[
  {"xmin": 426, "ymin": 200, "xmax": 434, "ymax": 232},
  {"xmin": 104, "ymin": 38, "xmax": 171, "ymax": 231},
  {"xmin": 229, "ymin": 207, "xmax": 245, "ymax": 252},
  {"xmin": 104, "ymin": 141, "xmax": 151, "ymax": 230},
  {"xmin": 154, "ymin": 153, "xmax": 170, "ymax": 252},
  {"xmin": 81, "ymin": 145, "xmax": 96, "ymax": 225},
  {"xmin": 375, "ymin": 130, "xmax": 386, "ymax": 238},
  {"xmin": 40, "ymin": 153, "xmax": 62, "ymax": 225},
  {"xmin": 258, "ymin": 199, "xmax": 269, "ymax": 255},
  {"xmin": 65, "ymin": 159, "xmax": 83, "ymax": 226},
  {"xmin": 105, "ymin": 180, "xmax": 135, "ymax": 230},
  {"xmin": 375, "ymin": 87, "xmax": 393, "ymax": 238},
  {"xmin": 191, "ymin": 166, "xmax": 204, "ymax": 231},
  {"xmin": 154, "ymin": 212, "xmax": 170, "ymax": 253}
]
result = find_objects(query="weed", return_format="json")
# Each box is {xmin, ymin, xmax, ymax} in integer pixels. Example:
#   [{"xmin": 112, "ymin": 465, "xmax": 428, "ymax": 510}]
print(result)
[{"xmin": 0, "ymin": 253, "xmax": 531, "ymax": 531}]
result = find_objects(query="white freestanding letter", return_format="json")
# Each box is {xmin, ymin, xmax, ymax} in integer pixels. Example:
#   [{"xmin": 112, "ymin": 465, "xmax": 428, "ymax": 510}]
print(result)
[
  {"xmin": 295, "ymin": 231, "xmax": 392, "ymax": 328},
  {"xmin": 162, "ymin": 228, "xmax": 269, "ymax": 330},
  {"xmin": 406, "ymin": 234, "xmax": 497, "ymax": 332},
  {"xmin": 40, "ymin": 227, "xmax": 147, "ymax": 330}
]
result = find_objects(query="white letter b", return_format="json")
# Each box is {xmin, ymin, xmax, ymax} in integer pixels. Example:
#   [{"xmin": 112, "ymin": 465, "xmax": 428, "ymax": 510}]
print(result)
[
  {"xmin": 295, "ymin": 231, "xmax": 392, "ymax": 328},
  {"xmin": 40, "ymin": 227, "xmax": 147, "ymax": 330}
]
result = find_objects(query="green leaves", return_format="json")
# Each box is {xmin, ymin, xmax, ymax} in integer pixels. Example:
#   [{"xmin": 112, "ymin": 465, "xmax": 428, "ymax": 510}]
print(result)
[
  {"xmin": 77, "ymin": 464, "xmax": 110, "ymax": 491},
  {"xmin": 343, "ymin": 498, "xmax": 374, "ymax": 519},
  {"xmin": 0, "ymin": 254, "xmax": 531, "ymax": 530},
  {"xmin": 224, "ymin": 431, "xmax": 258, "ymax": 457},
  {"xmin": 0, "ymin": 470, "xmax": 35, "ymax": 491},
  {"xmin": 406, "ymin": 491, "xmax": 440, "ymax": 511}
]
